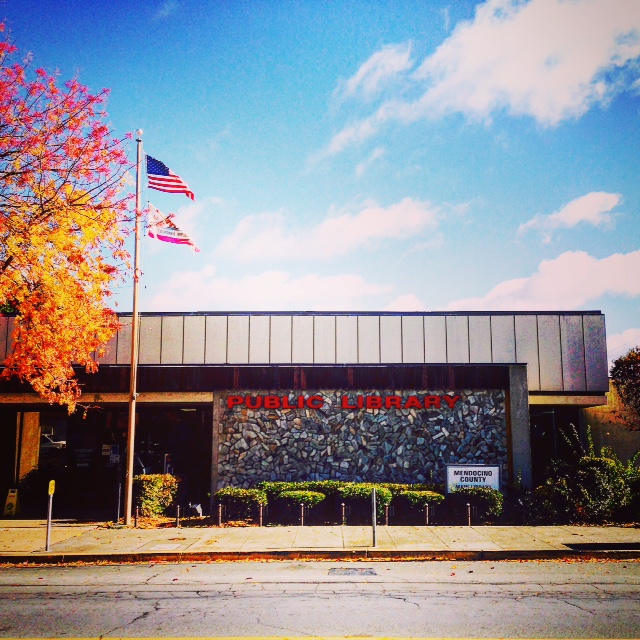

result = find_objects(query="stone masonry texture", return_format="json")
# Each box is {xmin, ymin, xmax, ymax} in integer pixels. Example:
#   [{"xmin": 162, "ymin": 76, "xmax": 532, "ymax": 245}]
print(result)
[{"xmin": 218, "ymin": 389, "xmax": 507, "ymax": 488}]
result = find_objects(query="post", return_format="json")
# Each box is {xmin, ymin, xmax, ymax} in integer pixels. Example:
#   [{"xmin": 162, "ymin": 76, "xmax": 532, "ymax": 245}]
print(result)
[
  {"xmin": 385, "ymin": 504, "xmax": 389, "ymax": 526},
  {"xmin": 124, "ymin": 130, "xmax": 144, "ymax": 527},
  {"xmin": 259, "ymin": 505, "xmax": 264, "ymax": 527},
  {"xmin": 116, "ymin": 477, "xmax": 122, "ymax": 524},
  {"xmin": 467, "ymin": 502, "xmax": 471, "ymax": 527},
  {"xmin": 300, "ymin": 503, "xmax": 304, "ymax": 526},
  {"xmin": 425, "ymin": 502, "xmax": 429, "ymax": 526},
  {"xmin": 218, "ymin": 502, "xmax": 223, "ymax": 527},
  {"xmin": 341, "ymin": 502, "xmax": 346, "ymax": 526},
  {"xmin": 371, "ymin": 488, "xmax": 377, "ymax": 548},
  {"xmin": 176, "ymin": 504, "xmax": 181, "ymax": 528},
  {"xmin": 45, "ymin": 480, "xmax": 55, "ymax": 552},
  {"xmin": 134, "ymin": 506, "xmax": 139, "ymax": 528}
]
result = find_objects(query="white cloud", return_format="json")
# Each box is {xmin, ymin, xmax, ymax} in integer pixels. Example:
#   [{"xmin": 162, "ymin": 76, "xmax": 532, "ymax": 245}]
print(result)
[
  {"xmin": 608, "ymin": 327, "xmax": 640, "ymax": 365},
  {"xmin": 216, "ymin": 197, "xmax": 440, "ymax": 263},
  {"xmin": 154, "ymin": 0, "xmax": 178, "ymax": 20},
  {"xmin": 336, "ymin": 43, "xmax": 414, "ymax": 101},
  {"xmin": 518, "ymin": 191, "xmax": 620, "ymax": 242},
  {"xmin": 384, "ymin": 293, "xmax": 427, "ymax": 311},
  {"xmin": 355, "ymin": 147, "xmax": 385, "ymax": 177},
  {"xmin": 321, "ymin": 0, "xmax": 640, "ymax": 156},
  {"xmin": 144, "ymin": 266, "xmax": 392, "ymax": 311},
  {"xmin": 446, "ymin": 249, "xmax": 640, "ymax": 310}
]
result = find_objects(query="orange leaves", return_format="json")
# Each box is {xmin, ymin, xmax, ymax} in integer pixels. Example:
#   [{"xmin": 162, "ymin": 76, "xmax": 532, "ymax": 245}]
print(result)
[{"xmin": 0, "ymin": 32, "xmax": 132, "ymax": 412}]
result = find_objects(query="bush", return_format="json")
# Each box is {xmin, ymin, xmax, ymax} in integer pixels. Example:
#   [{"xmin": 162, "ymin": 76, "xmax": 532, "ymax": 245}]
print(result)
[
  {"xmin": 215, "ymin": 487, "xmax": 267, "ymax": 522},
  {"xmin": 133, "ymin": 474, "xmax": 179, "ymax": 517},
  {"xmin": 338, "ymin": 483, "xmax": 392, "ymax": 522},
  {"xmin": 277, "ymin": 490, "xmax": 326, "ymax": 507},
  {"xmin": 398, "ymin": 490, "xmax": 445, "ymax": 507},
  {"xmin": 257, "ymin": 480, "xmax": 342, "ymax": 498},
  {"xmin": 447, "ymin": 486, "xmax": 504, "ymax": 523},
  {"xmin": 534, "ymin": 456, "xmax": 631, "ymax": 524},
  {"xmin": 377, "ymin": 482, "xmax": 446, "ymax": 496}
]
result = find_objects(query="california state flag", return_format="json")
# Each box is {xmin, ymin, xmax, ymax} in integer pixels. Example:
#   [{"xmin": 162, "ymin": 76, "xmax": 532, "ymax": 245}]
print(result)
[{"xmin": 146, "ymin": 204, "xmax": 200, "ymax": 252}]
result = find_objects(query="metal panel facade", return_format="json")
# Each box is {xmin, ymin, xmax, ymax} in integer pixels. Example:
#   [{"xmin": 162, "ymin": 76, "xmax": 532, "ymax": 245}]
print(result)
[
  {"xmin": 292, "ymin": 315, "xmax": 314, "ymax": 363},
  {"xmin": 336, "ymin": 315, "xmax": 358, "ymax": 363},
  {"xmin": 205, "ymin": 316, "xmax": 227, "ymax": 364},
  {"xmin": 270, "ymin": 315, "xmax": 292, "ymax": 363},
  {"xmin": 100, "ymin": 334, "xmax": 118, "ymax": 365},
  {"xmin": 161, "ymin": 316, "xmax": 184, "ymax": 364},
  {"xmin": 402, "ymin": 315, "xmax": 425, "ymax": 363},
  {"xmin": 583, "ymin": 314, "xmax": 609, "ymax": 392},
  {"xmin": 139, "ymin": 316, "xmax": 162, "ymax": 365},
  {"xmin": 96, "ymin": 312, "xmax": 607, "ymax": 395},
  {"xmin": 515, "ymin": 314, "xmax": 540, "ymax": 391},
  {"xmin": 0, "ymin": 317, "xmax": 8, "ymax": 363},
  {"xmin": 424, "ymin": 316, "xmax": 447, "ymax": 362},
  {"xmin": 227, "ymin": 316, "xmax": 250, "ymax": 364},
  {"xmin": 491, "ymin": 315, "xmax": 516, "ymax": 363},
  {"xmin": 116, "ymin": 317, "xmax": 132, "ymax": 364},
  {"xmin": 380, "ymin": 316, "xmax": 402, "ymax": 364},
  {"xmin": 469, "ymin": 315, "xmax": 492, "ymax": 363},
  {"xmin": 183, "ymin": 316, "xmax": 206, "ymax": 364},
  {"xmin": 358, "ymin": 315, "xmax": 380, "ymax": 363},
  {"xmin": 249, "ymin": 316, "xmax": 270, "ymax": 364},
  {"xmin": 561, "ymin": 315, "xmax": 586, "ymax": 391},
  {"xmin": 314, "ymin": 315, "xmax": 336, "ymax": 364},
  {"xmin": 446, "ymin": 315, "xmax": 470, "ymax": 363},
  {"xmin": 538, "ymin": 315, "xmax": 563, "ymax": 391}
]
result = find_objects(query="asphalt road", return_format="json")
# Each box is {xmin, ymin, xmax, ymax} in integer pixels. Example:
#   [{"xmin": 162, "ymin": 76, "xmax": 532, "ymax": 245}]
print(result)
[{"xmin": 0, "ymin": 560, "xmax": 638, "ymax": 638}]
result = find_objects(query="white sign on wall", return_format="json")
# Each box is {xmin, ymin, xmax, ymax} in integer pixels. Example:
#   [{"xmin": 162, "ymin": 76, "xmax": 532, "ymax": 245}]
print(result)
[{"xmin": 446, "ymin": 465, "xmax": 501, "ymax": 492}]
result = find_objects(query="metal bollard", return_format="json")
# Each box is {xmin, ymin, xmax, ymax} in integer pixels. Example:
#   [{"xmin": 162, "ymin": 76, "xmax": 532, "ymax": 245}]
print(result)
[
  {"xmin": 176, "ymin": 504, "xmax": 181, "ymax": 528},
  {"xmin": 300, "ymin": 503, "xmax": 305, "ymax": 526},
  {"xmin": 259, "ymin": 505, "xmax": 264, "ymax": 527},
  {"xmin": 467, "ymin": 502, "xmax": 471, "ymax": 527},
  {"xmin": 341, "ymin": 502, "xmax": 346, "ymax": 526},
  {"xmin": 385, "ymin": 504, "xmax": 389, "ymax": 526},
  {"xmin": 371, "ymin": 488, "xmax": 377, "ymax": 548},
  {"xmin": 218, "ymin": 503, "xmax": 223, "ymax": 527},
  {"xmin": 134, "ymin": 506, "xmax": 139, "ymax": 528},
  {"xmin": 116, "ymin": 479, "xmax": 122, "ymax": 525},
  {"xmin": 425, "ymin": 502, "xmax": 429, "ymax": 526}
]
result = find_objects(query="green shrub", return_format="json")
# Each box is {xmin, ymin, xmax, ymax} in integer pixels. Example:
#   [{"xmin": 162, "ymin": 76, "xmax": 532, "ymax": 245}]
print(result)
[
  {"xmin": 338, "ymin": 483, "xmax": 392, "ymax": 506},
  {"xmin": 398, "ymin": 490, "xmax": 445, "ymax": 507},
  {"xmin": 534, "ymin": 455, "xmax": 631, "ymax": 524},
  {"xmin": 277, "ymin": 490, "xmax": 326, "ymax": 507},
  {"xmin": 133, "ymin": 474, "xmax": 179, "ymax": 517},
  {"xmin": 449, "ymin": 486, "xmax": 504, "ymax": 519},
  {"xmin": 257, "ymin": 480, "xmax": 342, "ymax": 498},
  {"xmin": 215, "ymin": 487, "xmax": 267, "ymax": 522},
  {"xmin": 378, "ymin": 482, "xmax": 446, "ymax": 496}
]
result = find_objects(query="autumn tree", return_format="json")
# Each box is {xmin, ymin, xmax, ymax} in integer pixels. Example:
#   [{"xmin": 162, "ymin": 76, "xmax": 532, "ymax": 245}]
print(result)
[
  {"xmin": 0, "ymin": 25, "xmax": 132, "ymax": 412},
  {"xmin": 611, "ymin": 346, "xmax": 640, "ymax": 431}
]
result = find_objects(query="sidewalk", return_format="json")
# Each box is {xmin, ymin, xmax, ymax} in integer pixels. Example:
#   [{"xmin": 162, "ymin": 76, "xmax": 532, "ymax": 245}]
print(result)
[{"xmin": 1, "ymin": 520, "xmax": 640, "ymax": 563}]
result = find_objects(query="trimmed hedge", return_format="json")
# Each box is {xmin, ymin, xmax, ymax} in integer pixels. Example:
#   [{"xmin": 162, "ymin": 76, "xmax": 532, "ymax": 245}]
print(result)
[
  {"xmin": 133, "ymin": 474, "xmax": 179, "ymax": 517},
  {"xmin": 215, "ymin": 487, "xmax": 267, "ymax": 522},
  {"xmin": 448, "ymin": 486, "xmax": 504, "ymax": 522},
  {"xmin": 398, "ymin": 490, "xmax": 445, "ymax": 507},
  {"xmin": 278, "ymin": 490, "xmax": 326, "ymax": 507}
]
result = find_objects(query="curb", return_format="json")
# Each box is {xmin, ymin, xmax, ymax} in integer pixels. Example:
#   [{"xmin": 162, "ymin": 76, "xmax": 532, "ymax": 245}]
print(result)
[{"xmin": 2, "ymin": 549, "xmax": 640, "ymax": 565}]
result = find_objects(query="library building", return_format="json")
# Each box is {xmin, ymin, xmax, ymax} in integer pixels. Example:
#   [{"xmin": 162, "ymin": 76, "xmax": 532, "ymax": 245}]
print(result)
[{"xmin": 0, "ymin": 311, "xmax": 610, "ymax": 515}]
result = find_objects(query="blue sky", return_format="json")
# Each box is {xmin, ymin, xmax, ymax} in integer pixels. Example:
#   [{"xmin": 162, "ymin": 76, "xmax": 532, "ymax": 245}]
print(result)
[{"xmin": 6, "ymin": 0, "xmax": 640, "ymax": 364}]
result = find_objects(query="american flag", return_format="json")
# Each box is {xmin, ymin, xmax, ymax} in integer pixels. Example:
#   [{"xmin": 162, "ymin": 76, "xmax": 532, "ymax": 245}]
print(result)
[{"xmin": 146, "ymin": 155, "xmax": 195, "ymax": 200}]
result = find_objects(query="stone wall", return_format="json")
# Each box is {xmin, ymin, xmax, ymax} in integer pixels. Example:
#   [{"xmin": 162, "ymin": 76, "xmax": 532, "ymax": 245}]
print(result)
[{"xmin": 218, "ymin": 389, "xmax": 508, "ymax": 488}]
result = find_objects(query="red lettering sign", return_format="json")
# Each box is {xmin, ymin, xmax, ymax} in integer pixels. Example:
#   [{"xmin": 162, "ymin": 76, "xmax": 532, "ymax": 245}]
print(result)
[
  {"xmin": 307, "ymin": 396, "xmax": 324, "ymax": 409},
  {"xmin": 385, "ymin": 396, "xmax": 402, "ymax": 409}
]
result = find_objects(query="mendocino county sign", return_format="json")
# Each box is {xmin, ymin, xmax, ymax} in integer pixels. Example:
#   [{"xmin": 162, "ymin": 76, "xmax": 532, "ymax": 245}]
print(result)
[{"xmin": 227, "ymin": 393, "xmax": 462, "ymax": 410}]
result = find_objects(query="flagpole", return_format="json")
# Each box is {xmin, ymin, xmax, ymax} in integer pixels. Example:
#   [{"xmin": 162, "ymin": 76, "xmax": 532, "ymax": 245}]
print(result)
[{"xmin": 124, "ymin": 130, "xmax": 143, "ymax": 526}]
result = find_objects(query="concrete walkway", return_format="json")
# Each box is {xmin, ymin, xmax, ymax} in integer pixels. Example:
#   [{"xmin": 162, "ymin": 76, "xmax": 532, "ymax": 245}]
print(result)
[{"xmin": 1, "ymin": 519, "xmax": 639, "ymax": 563}]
